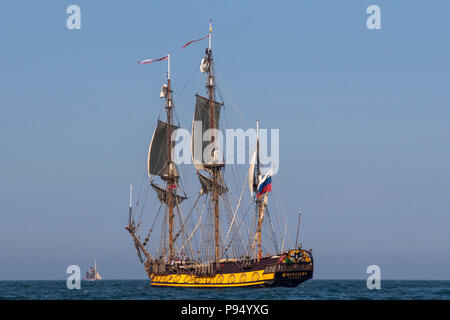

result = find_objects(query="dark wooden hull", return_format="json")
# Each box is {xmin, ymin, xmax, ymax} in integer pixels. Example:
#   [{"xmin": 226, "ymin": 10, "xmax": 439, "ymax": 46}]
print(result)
[{"xmin": 146, "ymin": 250, "xmax": 313, "ymax": 288}]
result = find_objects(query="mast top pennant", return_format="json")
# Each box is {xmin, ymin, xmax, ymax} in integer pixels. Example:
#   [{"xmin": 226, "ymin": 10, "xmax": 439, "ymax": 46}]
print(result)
[
  {"xmin": 138, "ymin": 21, "xmax": 213, "ymax": 66},
  {"xmin": 181, "ymin": 34, "xmax": 210, "ymax": 49},
  {"xmin": 138, "ymin": 55, "xmax": 169, "ymax": 65},
  {"xmin": 182, "ymin": 20, "xmax": 212, "ymax": 49}
]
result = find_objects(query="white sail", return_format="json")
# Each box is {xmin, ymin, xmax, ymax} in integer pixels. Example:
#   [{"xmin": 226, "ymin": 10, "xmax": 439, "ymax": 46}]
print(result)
[
  {"xmin": 248, "ymin": 148, "xmax": 257, "ymax": 196},
  {"xmin": 94, "ymin": 260, "xmax": 102, "ymax": 280}
]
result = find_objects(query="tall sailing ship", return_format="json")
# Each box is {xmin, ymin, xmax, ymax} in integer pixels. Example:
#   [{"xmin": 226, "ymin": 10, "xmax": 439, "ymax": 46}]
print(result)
[
  {"xmin": 126, "ymin": 22, "xmax": 313, "ymax": 288},
  {"xmin": 84, "ymin": 261, "xmax": 102, "ymax": 281}
]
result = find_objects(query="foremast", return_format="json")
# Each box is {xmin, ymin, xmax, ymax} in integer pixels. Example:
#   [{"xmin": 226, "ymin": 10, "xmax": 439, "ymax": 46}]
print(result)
[
  {"xmin": 162, "ymin": 54, "xmax": 178, "ymax": 260},
  {"xmin": 127, "ymin": 53, "xmax": 182, "ymax": 264}
]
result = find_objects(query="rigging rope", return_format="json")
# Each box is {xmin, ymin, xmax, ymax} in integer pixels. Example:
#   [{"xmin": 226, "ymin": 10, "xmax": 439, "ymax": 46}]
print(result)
[
  {"xmin": 223, "ymin": 174, "xmax": 247, "ymax": 248},
  {"xmin": 159, "ymin": 193, "xmax": 201, "ymax": 259},
  {"xmin": 177, "ymin": 196, "xmax": 207, "ymax": 256}
]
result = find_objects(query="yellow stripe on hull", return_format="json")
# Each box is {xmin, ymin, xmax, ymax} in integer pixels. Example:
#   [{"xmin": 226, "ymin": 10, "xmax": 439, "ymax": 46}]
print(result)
[{"xmin": 149, "ymin": 270, "xmax": 274, "ymax": 288}]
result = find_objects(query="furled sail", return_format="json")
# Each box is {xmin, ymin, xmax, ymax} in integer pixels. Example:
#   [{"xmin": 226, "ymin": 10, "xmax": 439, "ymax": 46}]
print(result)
[
  {"xmin": 148, "ymin": 120, "xmax": 179, "ymax": 178},
  {"xmin": 197, "ymin": 172, "xmax": 228, "ymax": 195},
  {"xmin": 191, "ymin": 94, "xmax": 223, "ymax": 170},
  {"xmin": 151, "ymin": 182, "xmax": 186, "ymax": 206},
  {"xmin": 200, "ymin": 58, "xmax": 210, "ymax": 73},
  {"xmin": 248, "ymin": 148, "xmax": 258, "ymax": 196}
]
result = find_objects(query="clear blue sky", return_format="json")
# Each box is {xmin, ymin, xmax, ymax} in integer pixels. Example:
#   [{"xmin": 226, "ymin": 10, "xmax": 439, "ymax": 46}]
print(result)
[{"xmin": 1, "ymin": 0, "xmax": 449, "ymax": 280}]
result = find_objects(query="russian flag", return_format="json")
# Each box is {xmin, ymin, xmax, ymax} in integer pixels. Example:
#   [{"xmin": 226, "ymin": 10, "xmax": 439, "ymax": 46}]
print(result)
[{"xmin": 256, "ymin": 172, "xmax": 272, "ymax": 198}]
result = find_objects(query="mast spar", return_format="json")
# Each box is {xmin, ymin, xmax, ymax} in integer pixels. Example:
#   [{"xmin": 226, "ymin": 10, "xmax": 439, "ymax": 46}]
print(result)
[
  {"xmin": 206, "ymin": 20, "xmax": 222, "ymax": 263},
  {"xmin": 256, "ymin": 120, "xmax": 263, "ymax": 260},
  {"xmin": 165, "ymin": 54, "xmax": 177, "ymax": 261},
  {"xmin": 136, "ymin": 53, "xmax": 183, "ymax": 263}
]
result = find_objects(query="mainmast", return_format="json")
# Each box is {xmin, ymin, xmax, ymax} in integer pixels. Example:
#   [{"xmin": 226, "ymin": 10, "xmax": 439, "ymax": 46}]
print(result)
[
  {"xmin": 206, "ymin": 20, "xmax": 221, "ymax": 263},
  {"xmin": 188, "ymin": 21, "xmax": 225, "ymax": 263}
]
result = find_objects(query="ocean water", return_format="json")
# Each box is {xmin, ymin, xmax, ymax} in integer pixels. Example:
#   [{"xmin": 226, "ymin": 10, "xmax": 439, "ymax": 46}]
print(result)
[{"xmin": 0, "ymin": 280, "xmax": 449, "ymax": 300}]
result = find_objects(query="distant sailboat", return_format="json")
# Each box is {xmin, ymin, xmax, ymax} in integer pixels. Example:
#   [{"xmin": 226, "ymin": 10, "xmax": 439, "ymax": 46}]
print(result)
[{"xmin": 84, "ymin": 261, "xmax": 102, "ymax": 281}]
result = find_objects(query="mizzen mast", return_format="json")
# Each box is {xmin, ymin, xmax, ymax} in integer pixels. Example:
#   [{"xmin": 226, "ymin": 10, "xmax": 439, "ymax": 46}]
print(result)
[
  {"xmin": 249, "ymin": 120, "xmax": 271, "ymax": 260},
  {"xmin": 256, "ymin": 121, "xmax": 263, "ymax": 260}
]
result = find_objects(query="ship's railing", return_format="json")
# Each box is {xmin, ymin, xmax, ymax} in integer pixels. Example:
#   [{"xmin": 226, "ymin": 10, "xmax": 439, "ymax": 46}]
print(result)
[
  {"xmin": 264, "ymin": 262, "xmax": 313, "ymax": 274},
  {"xmin": 147, "ymin": 260, "xmax": 217, "ymax": 275}
]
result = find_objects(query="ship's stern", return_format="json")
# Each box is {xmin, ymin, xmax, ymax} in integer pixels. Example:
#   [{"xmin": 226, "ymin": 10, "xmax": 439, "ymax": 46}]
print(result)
[{"xmin": 264, "ymin": 248, "xmax": 314, "ymax": 287}]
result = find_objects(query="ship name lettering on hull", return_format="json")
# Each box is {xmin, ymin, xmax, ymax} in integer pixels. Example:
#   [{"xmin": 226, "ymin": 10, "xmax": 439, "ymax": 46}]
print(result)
[{"xmin": 281, "ymin": 272, "xmax": 308, "ymax": 278}]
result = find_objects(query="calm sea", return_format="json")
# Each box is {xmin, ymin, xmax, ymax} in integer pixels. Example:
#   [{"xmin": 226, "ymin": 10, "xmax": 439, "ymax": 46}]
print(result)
[{"xmin": 0, "ymin": 280, "xmax": 449, "ymax": 300}]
